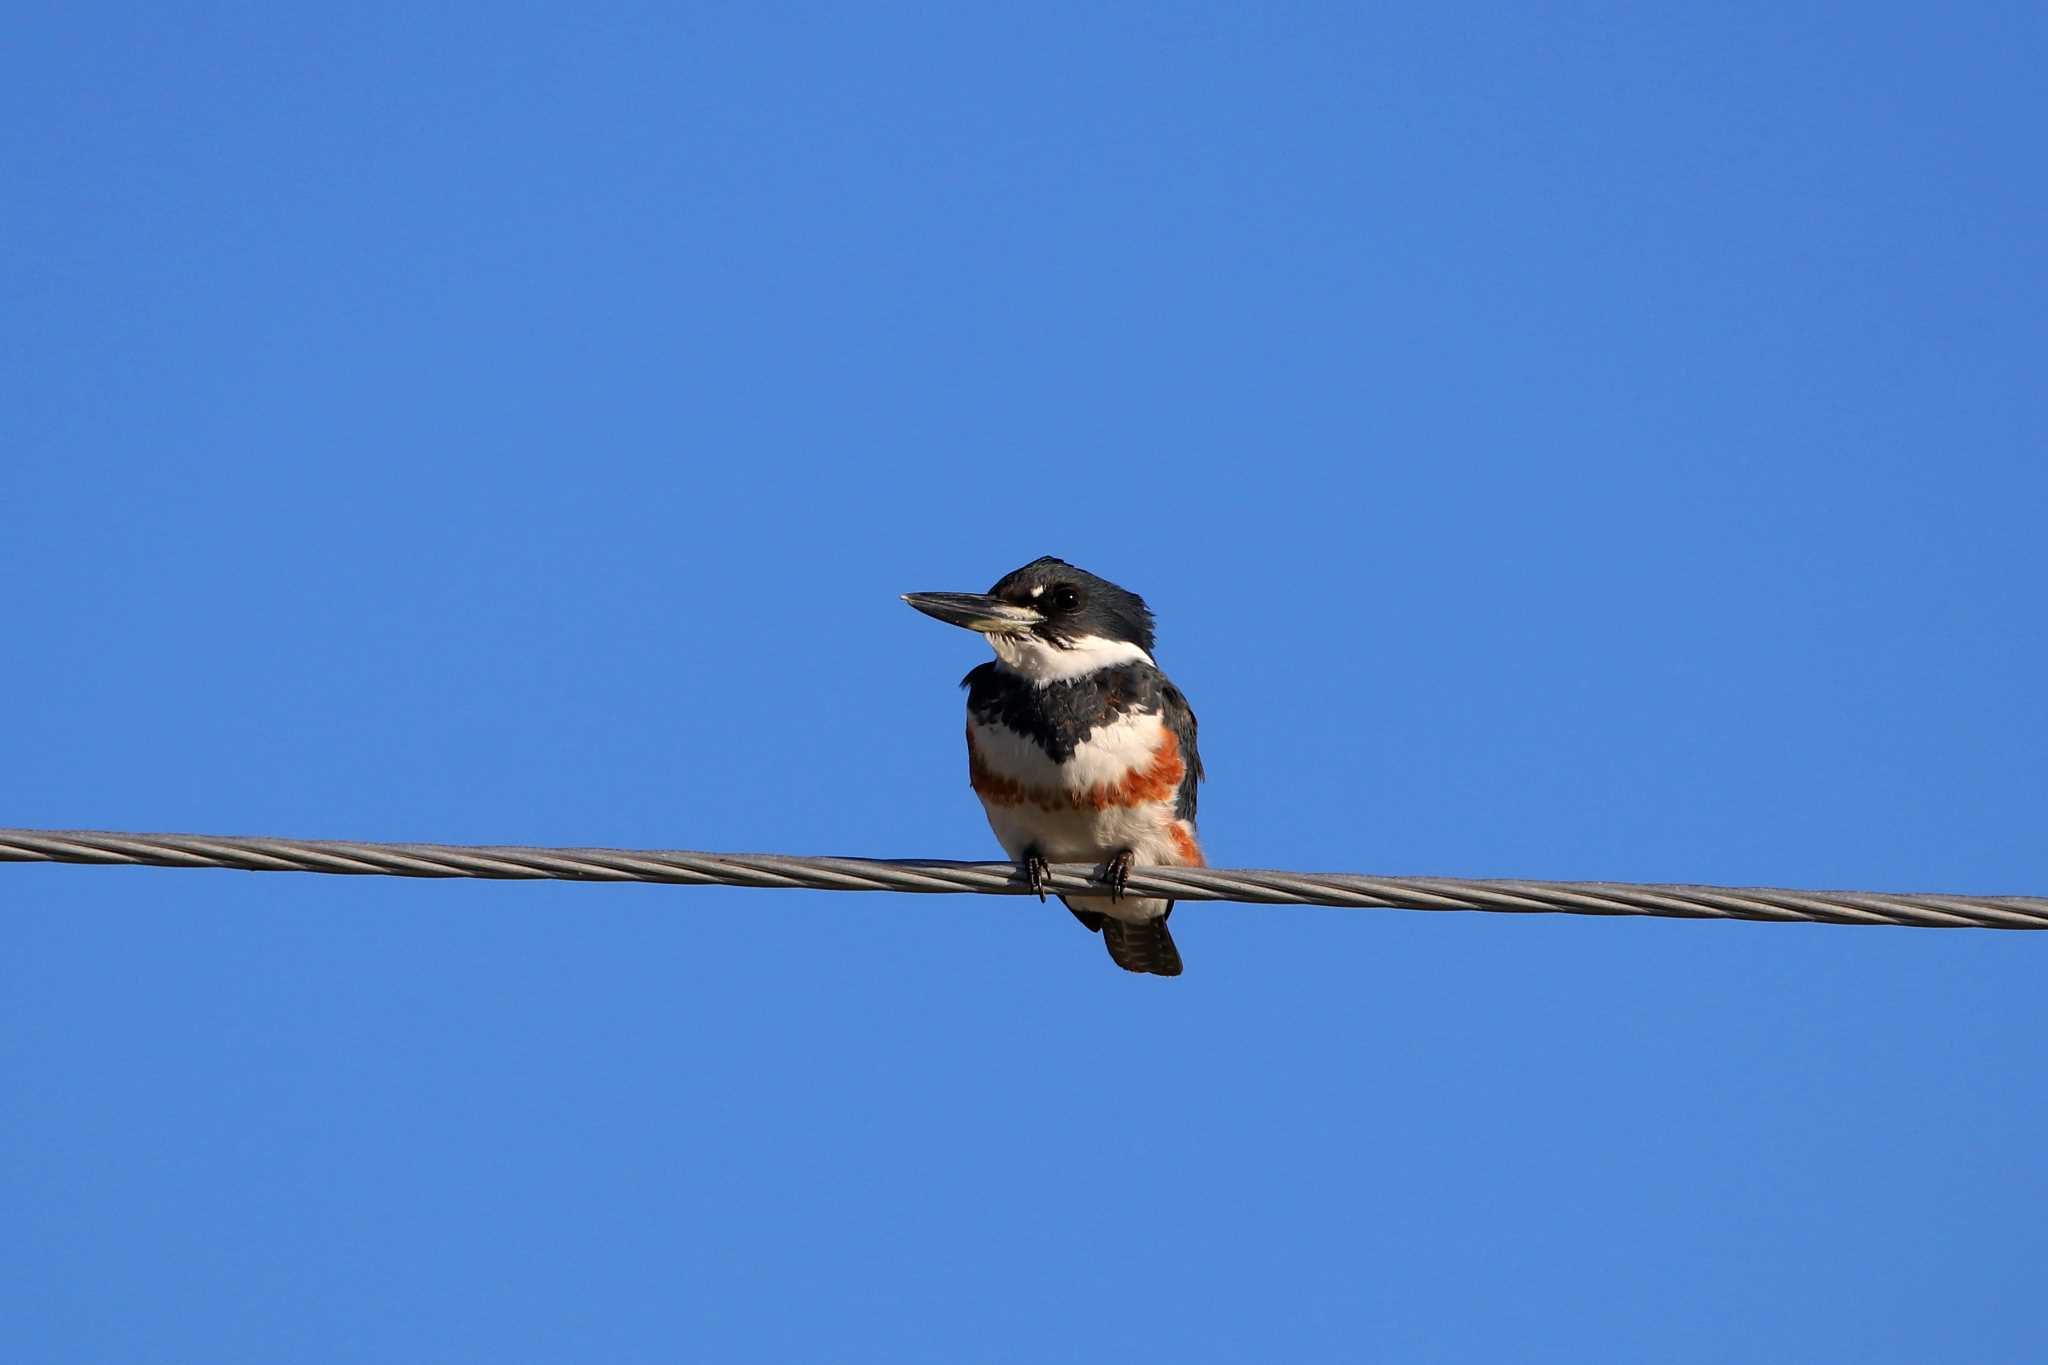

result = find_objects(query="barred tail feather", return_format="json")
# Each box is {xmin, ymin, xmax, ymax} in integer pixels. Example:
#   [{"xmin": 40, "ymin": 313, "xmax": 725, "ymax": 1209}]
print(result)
[{"xmin": 1101, "ymin": 910, "xmax": 1183, "ymax": 977}]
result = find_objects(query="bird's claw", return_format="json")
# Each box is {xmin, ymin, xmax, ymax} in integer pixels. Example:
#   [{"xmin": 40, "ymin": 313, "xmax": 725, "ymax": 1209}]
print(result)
[
  {"xmin": 1024, "ymin": 850, "xmax": 1051, "ymax": 902},
  {"xmin": 1102, "ymin": 849, "xmax": 1135, "ymax": 902}
]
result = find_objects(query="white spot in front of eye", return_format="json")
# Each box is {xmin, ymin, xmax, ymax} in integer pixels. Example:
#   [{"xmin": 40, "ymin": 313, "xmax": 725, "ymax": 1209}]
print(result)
[{"xmin": 1029, "ymin": 585, "xmax": 1044, "ymax": 597}]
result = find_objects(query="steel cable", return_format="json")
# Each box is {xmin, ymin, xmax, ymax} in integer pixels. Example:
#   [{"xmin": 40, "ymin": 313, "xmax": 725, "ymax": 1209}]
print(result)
[{"xmin": 2, "ymin": 827, "xmax": 2044, "ymax": 930}]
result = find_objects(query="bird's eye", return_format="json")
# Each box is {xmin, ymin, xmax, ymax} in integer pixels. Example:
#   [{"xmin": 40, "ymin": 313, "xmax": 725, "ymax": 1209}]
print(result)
[{"xmin": 1050, "ymin": 585, "xmax": 1080, "ymax": 611}]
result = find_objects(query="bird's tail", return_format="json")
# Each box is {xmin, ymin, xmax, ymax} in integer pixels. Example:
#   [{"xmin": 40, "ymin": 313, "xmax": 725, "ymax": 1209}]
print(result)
[{"xmin": 1101, "ymin": 909, "xmax": 1183, "ymax": 977}]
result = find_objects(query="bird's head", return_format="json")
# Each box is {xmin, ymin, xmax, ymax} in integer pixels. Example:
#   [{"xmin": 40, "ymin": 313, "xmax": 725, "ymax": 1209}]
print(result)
[{"xmin": 903, "ymin": 556, "xmax": 1157, "ymax": 682}]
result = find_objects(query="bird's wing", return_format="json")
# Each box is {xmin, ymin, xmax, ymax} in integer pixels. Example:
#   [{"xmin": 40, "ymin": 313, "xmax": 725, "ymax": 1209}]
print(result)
[{"xmin": 1159, "ymin": 679, "xmax": 1203, "ymax": 822}]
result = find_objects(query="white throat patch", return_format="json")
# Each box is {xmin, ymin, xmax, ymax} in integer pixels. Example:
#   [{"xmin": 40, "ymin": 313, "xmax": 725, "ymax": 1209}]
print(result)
[{"xmin": 989, "ymin": 633, "xmax": 1154, "ymax": 684}]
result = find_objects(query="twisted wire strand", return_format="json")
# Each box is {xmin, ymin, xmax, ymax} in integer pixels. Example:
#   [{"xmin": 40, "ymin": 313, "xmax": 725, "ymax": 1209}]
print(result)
[{"xmin": 2, "ymin": 827, "xmax": 2043, "ymax": 931}]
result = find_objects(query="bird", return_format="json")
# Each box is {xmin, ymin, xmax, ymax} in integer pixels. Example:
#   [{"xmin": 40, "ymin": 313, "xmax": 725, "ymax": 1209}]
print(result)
[{"xmin": 903, "ymin": 556, "xmax": 1204, "ymax": 976}]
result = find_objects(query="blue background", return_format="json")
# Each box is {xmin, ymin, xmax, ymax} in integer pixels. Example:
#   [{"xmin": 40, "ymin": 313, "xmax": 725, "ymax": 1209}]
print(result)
[{"xmin": 6, "ymin": 5, "xmax": 2045, "ymax": 1361}]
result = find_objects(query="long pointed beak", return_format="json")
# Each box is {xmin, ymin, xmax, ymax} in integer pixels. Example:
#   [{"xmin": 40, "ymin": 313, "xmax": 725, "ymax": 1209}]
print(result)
[{"xmin": 901, "ymin": 591, "xmax": 1044, "ymax": 634}]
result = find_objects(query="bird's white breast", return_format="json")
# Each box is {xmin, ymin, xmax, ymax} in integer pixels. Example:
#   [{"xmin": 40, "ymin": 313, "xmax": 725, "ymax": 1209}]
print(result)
[
  {"xmin": 970, "ymin": 709, "xmax": 1168, "ymax": 798},
  {"xmin": 966, "ymin": 709, "xmax": 1201, "ymax": 922}
]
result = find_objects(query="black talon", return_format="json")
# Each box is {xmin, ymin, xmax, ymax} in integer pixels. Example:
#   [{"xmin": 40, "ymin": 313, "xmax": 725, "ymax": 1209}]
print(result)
[
  {"xmin": 1102, "ymin": 849, "xmax": 1135, "ymax": 902},
  {"xmin": 1023, "ymin": 848, "xmax": 1051, "ymax": 902}
]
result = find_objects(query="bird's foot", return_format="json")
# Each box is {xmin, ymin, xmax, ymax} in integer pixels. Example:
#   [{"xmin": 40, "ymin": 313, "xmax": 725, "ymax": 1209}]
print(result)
[
  {"xmin": 1023, "ymin": 847, "xmax": 1051, "ymax": 902},
  {"xmin": 1101, "ymin": 848, "xmax": 1135, "ymax": 902}
]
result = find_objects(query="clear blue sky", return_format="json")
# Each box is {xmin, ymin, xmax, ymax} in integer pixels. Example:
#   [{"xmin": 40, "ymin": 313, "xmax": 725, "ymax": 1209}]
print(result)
[{"xmin": 5, "ymin": 4, "xmax": 2045, "ymax": 1361}]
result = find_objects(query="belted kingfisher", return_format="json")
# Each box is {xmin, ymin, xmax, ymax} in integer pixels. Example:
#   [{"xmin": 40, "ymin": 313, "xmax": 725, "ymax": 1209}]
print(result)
[{"xmin": 903, "ymin": 557, "xmax": 1204, "ymax": 976}]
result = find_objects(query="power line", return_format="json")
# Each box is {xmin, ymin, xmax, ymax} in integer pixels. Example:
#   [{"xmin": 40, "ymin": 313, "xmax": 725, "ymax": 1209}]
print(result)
[{"xmin": 2, "ymin": 827, "xmax": 2043, "ymax": 931}]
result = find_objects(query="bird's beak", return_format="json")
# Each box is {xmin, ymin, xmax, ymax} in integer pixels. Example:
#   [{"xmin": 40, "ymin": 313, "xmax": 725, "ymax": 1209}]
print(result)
[{"xmin": 901, "ymin": 591, "xmax": 1044, "ymax": 634}]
